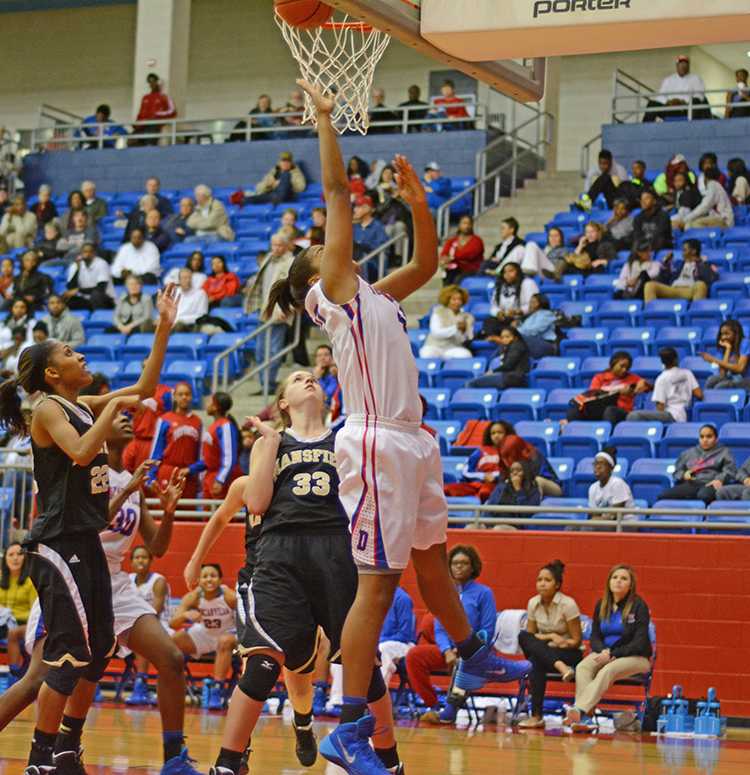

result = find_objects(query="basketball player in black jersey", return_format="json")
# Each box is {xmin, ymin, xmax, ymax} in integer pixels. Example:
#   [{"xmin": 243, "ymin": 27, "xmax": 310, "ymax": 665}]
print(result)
[
  {"xmin": 184, "ymin": 371, "xmax": 402, "ymax": 775},
  {"xmin": 0, "ymin": 284, "xmax": 179, "ymax": 775}
]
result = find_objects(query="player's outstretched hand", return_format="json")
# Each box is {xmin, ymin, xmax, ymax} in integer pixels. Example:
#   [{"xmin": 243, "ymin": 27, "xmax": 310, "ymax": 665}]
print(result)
[
  {"xmin": 244, "ymin": 415, "xmax": 281, "ymax": 441},
  {"xmin": 184, "ymin": 558, "xmax": 200, "ymax": 591},
  {"xmin": 128, "ymin": 458, "xmax": 157, "ymax": 494},
  {"xmin": 156, "ymin": 467, "xmax": 185, "ymax": 515},
  {"xmin": 393, "ymin": 154, "xmax": 427, "ymax": 207},
  {"xmin": 297, "ymin": 78, "xmax": 335, "ymax": 116},
  {"xmin": 156, "ymin": 282, "xmax": 179, "ymax": 328}
]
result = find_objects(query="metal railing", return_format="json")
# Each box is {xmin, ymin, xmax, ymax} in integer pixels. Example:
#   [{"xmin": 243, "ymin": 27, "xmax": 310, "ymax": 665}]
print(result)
[
  {"xmin": 611, "ymin": 68, "xmax": 750, "ymax": 124},
  {"xmin": 210, "ymin": 232, "xmax": 409, "ymax": 398},
  {"xmin": 0, "ymin": 459, "xmax": 35, "ymax": 547},
  {"xmin": 580, "ymin": 132, "xmax": 602, "ymax": 179}
]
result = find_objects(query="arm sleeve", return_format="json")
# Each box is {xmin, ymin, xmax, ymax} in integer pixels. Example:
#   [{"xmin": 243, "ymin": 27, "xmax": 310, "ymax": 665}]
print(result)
[
  {"xmin": 686, "ymin": 188, "xmax": 713, "ymax": 221},
  {"xmin": 718, "ymin": 451, "xmax": 737, "ymax": 484},
  {"xmin": 478, "ymin": 586, "xmax": 498, "ymax": 639},
  {"xmin": 215, "ymin": 423, "xmax": 239, "ymax": 484},
  {"xmin": 111, "ymin": 249, "xmax": 125, "ymax": 279},
  {"xmin": 589, "ymin": 601, "xmax": 605, "ymax": 653},
  {"xmin": 429, "ymin": 308, "xmax": 458, "ymax": 340},
  {"xmin": 147, "ymin": 419, "xmax": 170, "ymax": 482},
  {"xmin": 651, "ymin": 373, "xmax": 666, "ymax": 405},
  {"xmin": 611, "ymin": 600, "xmax": 651, "ymax": 659},
  {"xmin": 519, "ymin": 280, "xmax": 538, "ymax": 314},
  {"xmin": 517, "ymin": 312, "xmax": 548, "ymax": 338},
  {"xmin": 434, "ymin": 618, "xmax": 452, "ymax": 654},
  {"xmin": 674, "ymin": 451, "xmax": 688, "ymax": 482},
  {"xmin": 498, "ymin": 341, "xmax": 527, "ymax": 373}
]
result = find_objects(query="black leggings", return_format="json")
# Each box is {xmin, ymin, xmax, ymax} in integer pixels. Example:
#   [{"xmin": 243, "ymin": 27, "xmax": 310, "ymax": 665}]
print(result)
[
  {"xmin": 518, "ymin": 631, "xmax": 582, "ymax": 718},
  {"xmin": 657, "ymin": 480, "xmax": 718, "ymax": 504},
  {"xmin": 566, "ymin": 404, "xmax": 627, "ymax": 426}
]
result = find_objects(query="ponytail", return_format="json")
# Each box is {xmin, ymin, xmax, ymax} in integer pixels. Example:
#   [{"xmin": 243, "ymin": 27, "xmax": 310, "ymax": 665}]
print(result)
[
  {"xmin": 262, "ymin": 245, "xmax": 321, "ymax": 321},
  {"xmin": 0, "ymin": 377, "xmax": 25, "ymax": 436},
  {"xmin": 0, "ymin": 340, "xmax": 57, "ymax": 436},
  {"xmin": 264, "ymin": 276, "xmax": 296, "ymax": 320}
]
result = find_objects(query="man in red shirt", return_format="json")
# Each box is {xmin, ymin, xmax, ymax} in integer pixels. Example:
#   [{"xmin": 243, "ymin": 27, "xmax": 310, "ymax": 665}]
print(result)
[
  {"xmin": 133, "ymin": 72, "xmax": 177, "ymax": 145},
  {"xmin": 433, "ymin": 79, "xmax": 472, "ymax": 130}
]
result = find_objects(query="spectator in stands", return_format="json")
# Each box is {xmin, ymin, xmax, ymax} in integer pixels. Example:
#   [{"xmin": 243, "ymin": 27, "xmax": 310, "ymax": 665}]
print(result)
[
  {"xmin": 143, "ymin": 176, "xmax": 173, "ymax": 217},
  {"xmin": 398, "ymin": 84, "xmax": 430, "ymax": 131},
  {"xmin": 567, "ymin": 351, "xmax": 649, "ymax": 426},
  {"xmin": 134, "ymin": 72, "xmax": 177, "ymax": 144},
  {"xmin": 420, "ymin": 284, "xmax": 475, "ymax": 360},
  {"xmin": 644, "ymin": 54, "xmax": 708, "ymax": 122},
  {"xmin": 633, "ymin": 189, "xmax": 673, "ymax": 251},
  {"xmin": 312, "ymin": 344, "xmax": 339, "ymax": 406},
  {"xmin": 0, "ymin": 298, "xmax": 35, "ymax": 347},
  {"xmin": 34, "ymin": 222, "xmax": 65, "ymax": 264},
  {"xmin": 422, "ymin": 162, "xmax": 452, "ymax": 210},
  {"xmin": 412, "ymin": 545, "xmax": 498, "ymax": 724},
  {"xmin": 697, "ymin": 152, "xmax": 728, "ymax": 195},
  {"xmin": 0, "ymin": 195, "xmax": 37, "ymax": 252},
  {"xmin": 588, "ymin": 448, "xmax": 635, "ymax": 520},
  {"xmin": 112, "ymin": 275, "xmax": 154, "ymax": 335},
  {"xmin": 187, "ymin": 184, "xmax": 235, "ymax": 242},
  {"xmin": 378, "ymin": 586, "xmax": 416, "ymax": 685},
  {"xmin": 57, "ymin": 210, "xmax": 99, "ymax": 262},
  {"xmin": 717, "ymin": 458, "xmax": 750, "ymax": 501},
  {"xmin": 658, "ymin": 424, "xmax": 736, "ymax": 504},
  {"xmin": 30, "ymin": 184, "xmax": 57, "ymax": 228},
  {"xmin": 485, "ymin": 459, "xmax": 541, "ymax": 521},
  {"xmin": 164, "ymin": 250, "xmax": 207, "ymax": 288},
  {"xmin": 676, "ymin": 168, "xmax": 735, "ymax": 229},
  {"xmin": 124, "ymin": 194, "xmax": 158, "ymax": 242},
  {"xmin": 373, "ymin": 165, "xmax": 411, "ymax": 264},
  {"xmin": 432, "ymin": 79, "xmax": 471, "ymax": 130},
  {"xmin": 728, "ymin": 158, "xmax": 750, "ymax": 204},
  {"xmin": 143, "ymin": 208, "xmax": 171, "ymax": 253},
  {"xmin": 544, "ymin": 227, "xmax": 568, "ymax": 265},
  {"xmin": 0, "ymin": 258, "xmax": 14, "ymax": 303},
  {"xmin": 565, "ymin": 565, "xmax": 652, "ymax": 732},
  {"xmin": 579, "ymin": 150, "xmax": 626, "ymax": 210},
  {"xmin": 628, "ymin": 347, "xmax": 702, "ymax": 423},
  {"xmin": 32, "ymin": 320, "xmax": 48, "ymax": 344},
  {"xmin": 652, "ymin": 154, "xmax": 696, "ymax": 204},
  {"xmin": 491, "ymin": 262, "xmax": 539, "ymax": 319},
  {"xmin": 614, "ymin": 241, "xmax": 662, "ymax": 300},
  {"xmin": 42, "ymin": 294, "xmax": 85, "ymax": 347},
  {"xmin": 111, "ymin": 227, "xmax": 160, "ymax": 285},
  {"xmin": 700, "ymin": 319, "xmax": 750, "ymax": 389},
  {"xmin": 353, "ymin": 194, "xmax": 389, "ymax": 273},
  {"xmin": 445, "ymin": 420, "xmax": 516, "ymax": 502},
  {"xmin": 192, "ymin": 392, "xmax": 241, "ymax": 498},
  {"xmin": 513, "ymin": 293, "xmax": 557, "ymax": 358},
  {"xmin": 439, "ymin": 215, "xmax": 485, "ymax": 284},
  {"xmin": 470, "ymin": 326, "xmax": 530, "ymax": 389},
  {"xmin": 603, "ymin": 199, "xmax": 635, "ymax": 251},
  {"xmin": 517, "ymin": 560, "xmax": 583, "ymax": 729},
  {"xmin": 671, "ymin": 171, "xmax": 703, "ymax": 225},
  {"xmin": 499, "ymin": 434, "xmax": 562, "ymax": 497},
  {"xmin": 203, "ymin": 255, "xmax": 241, "ymax": 308},
  {"xmin": 13, "ymin": 250, "xmax": 50, "ymax": 312},
  {"xmin": 0, "ymin": 542, "xmax": 37, "ymax": 686},
  {"xmin": 163, "ymin": 197, "xmax": 195, "ymax": 243},
  {"xmin": 81, "ymin": 180, "xmax": 107, "ymax": 223},
  {"xmin": 77, "ymin": 103, "xmax": 128, "ymax": 149},
  {"xmin": 249, "ymin": 94, "xmax": 278, "ymax": 136},
  {"xmin": 63, "ymin": 241, "xmax": 115, "ymax": 310},
  {"xmin": 0, "ymin": 186, "xmax": 8, "ymax": 219},
  {"xmin": 173, "ymin": 267, "xmax": 209, "ymax": 332},
  {"xmin": 552, "ymin": 222, "xmax": 608, "ymax": 279},
  {"xmin": 368, "ymin": 87, "xmax": 399, "ymax": 134},
  {"xmin": 278, "ymin": 88, "xmax": 307, "ymax": 133},
  {"xmin": 643, "ymin": 238, "xmax": 714, "ymax": 303},
  {"xmin": 726, "ymin": 68, "xmax": 750, "ymax": 119},
  {"xmin": 246, "ymin": 151, "xmax": 307, "ymax": 204},
  {"xmin": 245, "ymin": 232, "xmax": 295, "ymax": 392},
  {"xmin": 615, "ymin": 160, "xmax": 650, "ymax": 210},
  {"xmin": 0, "ymin": 325, "xmax": 29, "ymax": 375},
  {"xmin": 346, "ymin": 156, "xmax": 370, "ymax": 199}
]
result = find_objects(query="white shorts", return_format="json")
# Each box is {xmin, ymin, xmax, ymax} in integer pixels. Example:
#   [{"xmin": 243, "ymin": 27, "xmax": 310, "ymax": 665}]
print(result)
[
  {"xmin": 185, "ymin": 622, "xmax": 236, "ymax": 659},
  {"xmin": 336, "ymin": 415, "xmax": 448, "ymax": 571}
]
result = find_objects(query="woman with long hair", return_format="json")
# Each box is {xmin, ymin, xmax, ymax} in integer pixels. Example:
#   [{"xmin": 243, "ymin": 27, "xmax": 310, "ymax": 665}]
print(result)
[
  {"xmin": 193, "ymin": 390, "xmax": 241, "ymax": 499},
  {"xmin": 0, "ymin": 542, "xmax": 37, "ymax": 684},
  {"xmin": 14, "ymin": 250, "xmax": 51, "ymax": 312},
  {"xmin": 565, "ymin": 565, "xmax": 652, "ymax": 732},
  {"xmin": 701, "ymin": 319, "xmax": 750, "ymax": 389},
  {"xmin": 164, "ymin": 250, "xmax": 207, "ymax": 288},
  {"xmin": 728, "ymin": 157, "xmax": 750, "ymax": 204},
  {"xmin": 203, "ymin": 255, "xmax": 241, "ymax": 308},
  {"xmin": 491, "ymin": 262, "xmax": 539, "ymax": 319},
  {"xmin": 614, "ymin": 242, "xmax": 661, "ymax": 300},
  {"xmin": 0, "ymin": 284, "xmax": 177, "ymax": 773},
  {"xmin": 517, "ymin": 560, "xmax": 583, "ymax": 728},
  {"xmin": 468, "ymin": 326, "xmax": 530, "ymax": 389},
  {"xmin": 439, "ymin": 215, "xmax": 485, "ymax": 285}
]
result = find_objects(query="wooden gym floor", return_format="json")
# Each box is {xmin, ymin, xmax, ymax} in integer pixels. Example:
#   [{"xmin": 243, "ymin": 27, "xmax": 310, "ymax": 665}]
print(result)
[{"xmin": 2, "ymin": 703, "xmax": 750, "ymax": 773}]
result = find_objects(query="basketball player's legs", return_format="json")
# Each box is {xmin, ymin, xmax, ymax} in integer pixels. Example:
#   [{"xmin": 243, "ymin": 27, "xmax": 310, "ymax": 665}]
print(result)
[
  {"xmin": 285, "ymin": 668, "xmax": 313, "ymax": 716},
  {"xmin": 0, "ymin": 638, "xmax": 47, "ymax": 732},
  {"xmin": 213, "ymin": 633, "xmax": 237, "ymax": 681}
]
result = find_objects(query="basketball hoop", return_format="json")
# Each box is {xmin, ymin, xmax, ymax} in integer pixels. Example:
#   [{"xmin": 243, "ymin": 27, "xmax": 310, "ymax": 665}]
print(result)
[{"xmin": 275, "ymin": 9, "xmax": 390, "ymax": 135}]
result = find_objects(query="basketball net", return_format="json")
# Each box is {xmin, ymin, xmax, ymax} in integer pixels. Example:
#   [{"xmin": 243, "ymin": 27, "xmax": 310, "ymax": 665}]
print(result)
[{"xmin": 275, "ymin": 10, "xmax": 390, "ymax": 135}]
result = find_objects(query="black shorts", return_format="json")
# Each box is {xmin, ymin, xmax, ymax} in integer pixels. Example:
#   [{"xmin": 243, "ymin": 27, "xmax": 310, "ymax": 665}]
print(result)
[
  {"xmin": 237, "ymin": 532, "xmax": 357, "ymax": 672},
  {"xmin": 25, "ymin": 532, "xmax": 115, "ymax": 669}
]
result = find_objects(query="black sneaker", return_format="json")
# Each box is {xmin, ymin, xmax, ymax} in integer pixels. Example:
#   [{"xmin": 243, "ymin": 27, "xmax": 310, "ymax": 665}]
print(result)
[
  {"xmin": 23, "ymin": 768, "xmax": 55, "ymax": 775},
  {"xmin": 389, "ymin": 765, "xmax": 405, "ymax": 774},
  {"xmin": 292, "ymin": 721, "xmax": 318, "ymax": 767},
  {"xmin": 53, "ymin": 749, "xmax": 87, "ymax": 775},
  {"xmin": 238, "ymin": 748, "xmax": 251, "ymax": 775}
]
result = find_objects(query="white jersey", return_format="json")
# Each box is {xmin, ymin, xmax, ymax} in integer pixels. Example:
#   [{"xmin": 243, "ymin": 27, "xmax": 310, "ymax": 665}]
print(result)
[
  {"xmin": 131, "ymin": 571, "xmax": 171, "ymax": 629},
  {"xmin": 197, "ymin": 588, "xmax": 234, "ymax": 635},
  {"xmin": 100, "ymin": 468, "xmax": 141, "ymax": 574},
  {"xmin": 305, "ymin": 277, "xmax": 422, "ymax": 422}
]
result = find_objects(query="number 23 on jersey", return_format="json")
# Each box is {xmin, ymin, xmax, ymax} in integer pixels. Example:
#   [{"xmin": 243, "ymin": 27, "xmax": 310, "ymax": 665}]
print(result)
[{"xmin": 91, "ymin": 464, "xmax": 109, "ymax": 495}]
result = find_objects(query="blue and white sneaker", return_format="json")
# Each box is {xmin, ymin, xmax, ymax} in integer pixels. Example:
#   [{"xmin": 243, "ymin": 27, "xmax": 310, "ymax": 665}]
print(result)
[
  {"xmin": 453, "ymin": 640, "xmax": 491, "ymax": 693},
  {"xmin": 126, "ymin": 677, "xmax": 150, "ymax": 706},
  {"xmin": 485, "ymin": 656, "xmax": 531, "ymax": 683},
  {"xmin": 320, "ymin": 714, "xmax": 390, "ymax": 774},
  {"xmin": 161, "ymin": 748, "xmax": 206, "ymax": 775},
  {"xmin": 312, "ymin": 682, "xmax": 329, "ymax": 716}
]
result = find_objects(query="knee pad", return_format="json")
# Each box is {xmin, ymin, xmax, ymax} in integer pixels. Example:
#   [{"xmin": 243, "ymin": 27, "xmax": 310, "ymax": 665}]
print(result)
[
  {"xmin": 367, "ymin": 665, "xmax": 387, "ymax": 703},
  {"xmin": 238, "ymin": 654, "xmax": 282, "ymax": 702},
  {"xmin": 45, "ymin": 663, "xmax": 83, "ymax": 696}
]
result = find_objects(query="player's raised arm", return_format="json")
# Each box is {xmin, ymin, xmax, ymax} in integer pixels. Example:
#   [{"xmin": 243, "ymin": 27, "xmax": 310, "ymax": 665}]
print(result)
[
  {"xmin": 374, "ymin": 155, "xmax": 438, "ymax": 301},
  {"xmin": 297, "ymin": 78, "xmax": 358, "ymax": 304},
  {"xmin": 244, "ymin": 416, "xmax": 282, "ymax": 515}
]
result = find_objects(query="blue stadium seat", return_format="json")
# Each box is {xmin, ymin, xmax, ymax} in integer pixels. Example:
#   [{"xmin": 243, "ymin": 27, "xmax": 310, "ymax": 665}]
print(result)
[
  {"xmin": 609, "ymin": 327, "xmax": 657, "ymax": 356},
  {"xmin": 642, "ymin": 299, "xmax": 688, "ymax": 327},
  {"xmin": 211, "ymin": 308, "xmax": 248, "ymax": 332},
  {"xmin": 86, "ymin": 361, "xmax": 122, "ymax": 382},
  {"xmin": 204, "ymin": 333, "xmax": 244, "ymax": 377},
  {"xmin": 655, "ymin": 327, "xmax": 702, "ymax": 358},
  {"xmin": 718, "ymin": 423, "xmax": 750, "ymax": 465},
  {"xmin": 571, "ymin": 457, "xmax": 629, "ymax": 498},
  {"xmin": 495, "ymin": 389, "xmax": 546, "ymax": 423},
  {"xmin": 547, "ymin": 458, "xmax": 575, "ymax": 491},
  {"xmin": 560, "ymin": 301, "xmax": 597, "ymax": 321},
  {"xmin": 514, "ymin": 421, "xmax": 559, "ymax": 456},
  {"xmin": 434, "ymin": 357, "xmax": 487, "ymax": 390},
  {"xmin": 447, "ymin": 388, "xmax": 498, "ymax": 423},
  {"xmin": 630, "ymin": 357, "xmax": 663, "ymax": 382},
  {"xmin": 535, "ymin": 497, "xmax": 589, "ymax": 522},
  {"xmin": 650, "ymin": 500, "xmax": 705, "ymax": 524},
  {"xmin": 165, "ymin": 360, "xmax": 208, "ymax": 397},
  {"xmin": 68, "ymin": 308, "xmax": 91, "ymax": 323},
  {"xmin": 706, "ymin": 501, "xmax": 750, "ymax": 527},
  {"xmin": 83, "ymin": 309, "xmax": 114, "ymax": 334},
  {"xmin": 693, "ymin": 388, "xmax": 747, "ymax": 424},
  {"xmin": 579, "ymin": 357, "xmax": 611, "ymax": 386},
  {"xmin": 541, "ymin": 389, "xmax": 579, "ymax": 421},
  {"xmin": 557, "ymin": 421, "xmax": 611, "ymax": 460},
  {"xmin": 415, "ymin": 358, "xmax": 442, "ymax": 387},
  {"xmin": 710, "ymin": 272, "xmax": 750, "ymax": 299},
  {"xmin": 430, "ymin": 420, "xmax": 462, "ymax": 454},
  {"xmin": 684, "ymin": 299, "xmax": 733, "ymax": 327},
  {"xmin": 659, "ymin": 423, "xmax": 704, "ymax": 458},
  {"xmin": 167, "ymin": 333, "xmax": 208, "ymax": 359},
  {"xmin": 441, "ymin": 456, "xmax": 471, "ymax": 484},
  {"xmin": 681, "ymin": 356, "xmax": 719, "ymax": 383},
  {"xmin": 627, "ymin": 458, "xmax": 676, "ymax": 505},
  {"xmin": 78, "ymin": 333, "xmax": 126, "ymax": 361},
  {"xmin": 594, "ymin": 299, "xmax": 643, "ymax": 328},
  {"xmin": 678, "ymin": 227, "xmax": 722, "ymax": 248},
  {"xmin": 559, "ymin": 328, "xmax": 608, "ymax": 358},
  {"xmin": 446, "ymin": 496, "xmax": 481, "ymax": 521},
  {"xmin": 611, "ymin": 421, "xmax": 664, "ymax": 462},
  {"xmin": 585, "ymin": 276, "xmax": 620, "ymax": 304},
  {"xmin": 723, "ymin": 226, "xmax": 750, "ymax": 249},
  {"xmin": 460, "ymin": 276, "xmax": 494, "ymax": 300},
  {"xmin": 467, "ymin": 302, "xmax": 492, "ymax": 321},
  {"xmin": 122, "ymin": 333, "xmax": 154, "ymax": 360},
  {"xmin": 421, "ymin": 387, "xmax": 451, "ymax": 420},
  {"xmin": 530, "ymin": 357, "xmax": 580, "ymax": 390},
  {"xmin": 550, "ymin": 211, "xmax": 587, "ymax": 228}
]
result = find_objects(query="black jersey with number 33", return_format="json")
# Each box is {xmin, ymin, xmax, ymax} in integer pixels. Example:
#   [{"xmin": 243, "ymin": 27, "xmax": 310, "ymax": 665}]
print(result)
[
  {"xmin": 259, "ymin": 429, "xmax": 348, "ymax": 538},
  {"xmin": 27, "ymin": 395, "xmax": 110, "ymax": 543}
]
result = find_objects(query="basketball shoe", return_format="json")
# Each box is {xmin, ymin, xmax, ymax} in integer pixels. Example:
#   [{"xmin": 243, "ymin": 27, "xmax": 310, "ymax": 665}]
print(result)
[{"xmin": 320, "ymin": 714, "xmax": 390, "ymax": 774}]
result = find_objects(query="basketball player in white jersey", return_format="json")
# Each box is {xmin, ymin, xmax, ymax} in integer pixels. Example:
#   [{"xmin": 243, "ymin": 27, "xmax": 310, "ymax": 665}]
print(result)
[{"xmin": 261, "ymin": 79, "xmax": 493, "ymax": 774}]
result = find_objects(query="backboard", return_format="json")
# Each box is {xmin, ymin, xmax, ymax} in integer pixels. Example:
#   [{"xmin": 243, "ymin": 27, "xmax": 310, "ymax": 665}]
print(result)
[
  {"xmin": 419, "ymin": 0, "xmax": 750, "ymax": 60},
  {"xmin": 325, "ymin": 0, "xmax": 546, "ymax": 103}
]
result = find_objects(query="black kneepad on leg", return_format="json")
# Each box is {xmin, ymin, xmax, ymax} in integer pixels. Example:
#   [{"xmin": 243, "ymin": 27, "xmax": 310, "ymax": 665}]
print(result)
[
  {"xmin": 82, "ymin": 657, "xmax": 110, "ymax": 684},
  {"xmin": 45, "ymin": 663, "xmax": 83, "ymax": 696},
  {"xmin": 367, "ymin": 665, "xmax": 387, "ymax": 704},
  {"xmin": 238, "ymin": 654, "xmax": 282, "ymax": 702}
]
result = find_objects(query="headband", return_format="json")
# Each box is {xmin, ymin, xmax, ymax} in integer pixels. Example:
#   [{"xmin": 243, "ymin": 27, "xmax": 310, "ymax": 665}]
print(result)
[{"xmin": 595, "ymin": 452, "xmax": 615, "ymax": 468}]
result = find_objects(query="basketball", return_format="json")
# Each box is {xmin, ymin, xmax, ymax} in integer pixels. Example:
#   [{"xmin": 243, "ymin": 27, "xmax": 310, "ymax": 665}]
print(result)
[{"xmin": 275, "ymin": 0, "xmax": 333, "ymax": 29}]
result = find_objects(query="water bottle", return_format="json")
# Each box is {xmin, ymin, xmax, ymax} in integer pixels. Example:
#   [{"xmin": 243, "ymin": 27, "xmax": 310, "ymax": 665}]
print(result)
[
  {"xmin": 201, "ymin": 678, "xmax": 212, "ymax": 708},
  {"xmin": 0, "ymin": 665, "xmax": 9, "ymax": 694}
]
